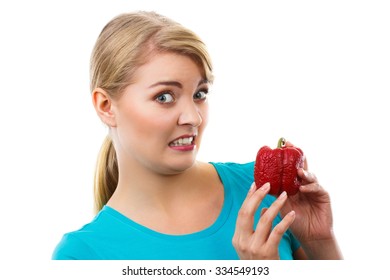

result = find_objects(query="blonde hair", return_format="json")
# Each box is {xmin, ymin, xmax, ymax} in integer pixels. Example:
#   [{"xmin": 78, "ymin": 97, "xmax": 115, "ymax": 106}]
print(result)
[{"xmin": 91, "ymin": 11, "xmax": 214, "ymax": 213}]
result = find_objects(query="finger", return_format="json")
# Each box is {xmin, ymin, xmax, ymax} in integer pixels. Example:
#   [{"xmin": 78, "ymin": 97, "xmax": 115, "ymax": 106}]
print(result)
[
  {"xmin": 253, "ymin": 191, "xmax": 289, "ymax": 245},
  {"xmin": 246, "ymin": 182, "xmax": 257, "ymax": 197},
  {"xmin": 267, "ymin": 211, "xmax": 296, "ymax": 248},
  {"xmin": 285, "ymin": 140, "xmax": 294, "ymax": 147},
  {"xmin": 234, "ymin": 183, "xmax": 271, "ymax": 240},
  {"xmin": 303, "ymin": 155, "xmax": 308, "ymax": 170},
  {"xmin": 298, "ymin": 168, "xmax": 317, "ymax": 183},
  {"xmin": 299, "ymin": 182, "xmax": 323, "ymax": 193}
]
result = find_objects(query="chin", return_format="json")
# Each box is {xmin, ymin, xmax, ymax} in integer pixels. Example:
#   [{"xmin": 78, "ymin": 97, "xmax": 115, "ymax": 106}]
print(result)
[{"xmin": 163, "ymin": 154, "xmax": 198, "ymax": 175}]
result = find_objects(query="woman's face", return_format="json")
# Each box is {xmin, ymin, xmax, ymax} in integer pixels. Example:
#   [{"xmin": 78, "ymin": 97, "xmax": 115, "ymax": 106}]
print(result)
[{"xmin": 111, "ymin": 52, "xmax": 210, "ymax": 175}]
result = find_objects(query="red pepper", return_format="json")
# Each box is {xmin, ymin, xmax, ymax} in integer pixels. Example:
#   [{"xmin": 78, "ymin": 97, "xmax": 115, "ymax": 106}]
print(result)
[{"xmin": 254, "ymin": 137, "xmax": 305, "ymax": 196}]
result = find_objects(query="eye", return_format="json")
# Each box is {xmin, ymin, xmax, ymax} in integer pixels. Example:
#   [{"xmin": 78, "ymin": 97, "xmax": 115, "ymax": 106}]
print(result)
[
  {"xmin": 193, "ymin": 89, "xmax": 208, "ymax": 101},
  {"xmin": 155, "ymin": 92, "xmax": 175, "ymax": 104}
]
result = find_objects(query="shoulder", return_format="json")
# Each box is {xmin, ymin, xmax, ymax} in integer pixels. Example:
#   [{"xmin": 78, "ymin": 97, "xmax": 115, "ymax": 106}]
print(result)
[
  {"xmin": 210, "ymin": 161, "xmax": 255, "ymax": 183},
  {"xmin": 209, "ymin": 161, "xmax": 254, "ymax": 198},
  {"xmin": 52, "ymin": 209, "xmax": 114, "ymax": 260},
  {"xmin": 209, "ymin": 161, "xmax": 276, "ymax": 208},
  {"xmin": 52, "ymin": 231, "xmax": 96, "ymax": 260}
]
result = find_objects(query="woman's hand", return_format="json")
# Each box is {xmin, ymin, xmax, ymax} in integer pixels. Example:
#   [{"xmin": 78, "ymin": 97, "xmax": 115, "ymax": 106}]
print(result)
[
  {"xmin": 280, "ymin": 169, "xmax": 334, "ymax": 242},
  {"xmin": 232, "ymin": 182, "xmax": 296, "ymax": 259},
  {"xmin": 280, "ymin": 141, "xmax": 343, "ymax": 259},
  {"xmin": 280, "ymin": 141, "xmax": 334, "ymax": 242}
]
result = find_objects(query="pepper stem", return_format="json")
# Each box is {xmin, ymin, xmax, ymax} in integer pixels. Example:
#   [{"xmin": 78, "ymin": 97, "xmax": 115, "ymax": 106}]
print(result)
[{"xmin": 277, "ymin": 137, "xmax": 286, "ymax": 148}]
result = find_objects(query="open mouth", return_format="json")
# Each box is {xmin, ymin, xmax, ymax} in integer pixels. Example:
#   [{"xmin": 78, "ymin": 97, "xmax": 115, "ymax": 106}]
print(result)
[{"xmin": 169, "ymin": 135, "xmax": 196, "ymax": 147}]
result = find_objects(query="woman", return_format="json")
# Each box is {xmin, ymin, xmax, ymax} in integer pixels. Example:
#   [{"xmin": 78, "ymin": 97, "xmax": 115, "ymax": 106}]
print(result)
[{"xmin": 52, "ymin": 11, "xmax": 342, "ymax": 260}]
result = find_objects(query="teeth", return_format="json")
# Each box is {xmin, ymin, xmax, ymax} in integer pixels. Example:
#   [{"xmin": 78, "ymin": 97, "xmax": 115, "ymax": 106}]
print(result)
[{"xmin": 170, "ymin": 137, "xmax": 194, "ymax": 146}]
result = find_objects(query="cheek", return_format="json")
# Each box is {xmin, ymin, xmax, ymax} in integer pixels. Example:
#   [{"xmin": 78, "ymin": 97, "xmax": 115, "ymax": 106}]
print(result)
[{"xmin": 120, "ymin": 105, "xmax": 176, "ymax": 139}]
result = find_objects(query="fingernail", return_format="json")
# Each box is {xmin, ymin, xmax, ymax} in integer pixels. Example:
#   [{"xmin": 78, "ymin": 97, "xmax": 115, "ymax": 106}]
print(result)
[
  {"xmin": 260, "ymin": 182, "xmax": 270, "ymax": 192},
  {"xmin": 278, "ymin": 191, "xmax": 287, "ymax": 199},
  {"xmin": 249, "ymin": 183, "xmax": 256, "ymax": 192},
  {"xmin": 288, "ymin": 210, "xmax": 295, "ymax": 217}
]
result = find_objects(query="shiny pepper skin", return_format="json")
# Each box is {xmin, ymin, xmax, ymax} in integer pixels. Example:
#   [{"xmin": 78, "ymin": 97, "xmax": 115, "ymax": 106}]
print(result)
[{"xmin": 254, "ymin": 138, "xmax": 305, "ymax": 196}]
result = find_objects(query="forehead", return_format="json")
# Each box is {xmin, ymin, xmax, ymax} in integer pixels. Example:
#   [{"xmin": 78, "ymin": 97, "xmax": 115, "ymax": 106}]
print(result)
[{"xmin": 132, "ymin": 52, "xmax": 205, "ymax": 85}]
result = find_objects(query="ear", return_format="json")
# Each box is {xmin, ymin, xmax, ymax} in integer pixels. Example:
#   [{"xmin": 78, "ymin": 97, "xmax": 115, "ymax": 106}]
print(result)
[{"xmin": 92, "ymin": 88, "xmax": 117, "ymax": 127}]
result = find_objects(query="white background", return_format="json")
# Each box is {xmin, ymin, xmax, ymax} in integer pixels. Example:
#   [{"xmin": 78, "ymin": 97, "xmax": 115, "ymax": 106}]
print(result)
[{"xmin": 0, "ymin": 0, "xmax": 389, "ymax": 278}]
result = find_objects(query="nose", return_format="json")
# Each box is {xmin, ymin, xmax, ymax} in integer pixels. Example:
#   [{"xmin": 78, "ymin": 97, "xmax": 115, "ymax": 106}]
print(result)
[{"xmin": 177, "ymin": 101, "xmax": 203, "ymax": 127}]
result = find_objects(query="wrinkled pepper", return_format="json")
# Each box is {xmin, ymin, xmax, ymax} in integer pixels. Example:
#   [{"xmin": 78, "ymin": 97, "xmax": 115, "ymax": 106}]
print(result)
[{"xmin": 254, "ymin": 137, "xmax": 305, "ymax": 196}]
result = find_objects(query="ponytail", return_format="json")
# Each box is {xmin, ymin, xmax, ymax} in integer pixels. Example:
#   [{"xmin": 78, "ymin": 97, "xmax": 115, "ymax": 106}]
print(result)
[{"xmin": 94, "ymin": 135, "xmax": 118, "ymax": 213}]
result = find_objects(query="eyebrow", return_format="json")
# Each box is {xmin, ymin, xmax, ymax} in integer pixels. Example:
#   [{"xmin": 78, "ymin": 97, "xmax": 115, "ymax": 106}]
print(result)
[{"xmin": 148, "ymin": 79, "xmax": 209, "ymax": 89}]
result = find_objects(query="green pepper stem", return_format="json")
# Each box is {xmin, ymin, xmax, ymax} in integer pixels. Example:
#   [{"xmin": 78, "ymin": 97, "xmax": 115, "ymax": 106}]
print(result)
[{"xmin": 277, "ymin": 137, "xmax": 286, "ymax": 148}]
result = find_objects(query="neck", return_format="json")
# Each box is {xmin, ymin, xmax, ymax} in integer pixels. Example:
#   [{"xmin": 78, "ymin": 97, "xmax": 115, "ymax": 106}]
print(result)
[
  {"xmin": 107, "ymin": 160, "xmax": 204, "ymax": 213},
  {"xmin": 105, "ymin": 159, "xmax": 223, "ymax": 235}
]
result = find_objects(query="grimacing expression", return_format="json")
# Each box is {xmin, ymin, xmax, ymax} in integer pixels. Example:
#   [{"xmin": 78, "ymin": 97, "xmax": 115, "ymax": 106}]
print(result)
[{"xmin": 110, "ymin": 52, "xmax": 210, "ymax": 174}]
